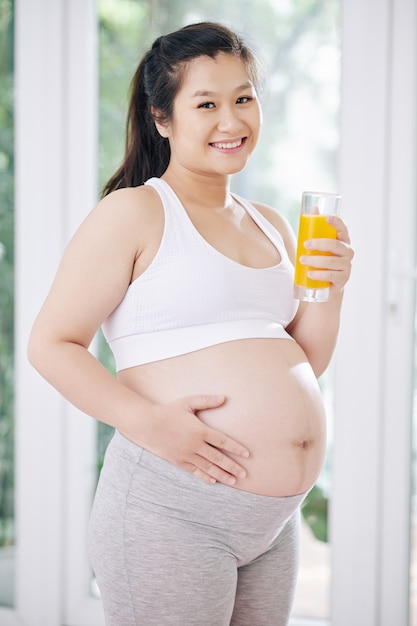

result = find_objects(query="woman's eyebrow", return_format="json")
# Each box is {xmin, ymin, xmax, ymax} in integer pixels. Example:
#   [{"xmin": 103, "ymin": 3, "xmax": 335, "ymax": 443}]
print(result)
[{"xmin": 191, "ymin": 82, "xmax": 254, "ymax": 98}]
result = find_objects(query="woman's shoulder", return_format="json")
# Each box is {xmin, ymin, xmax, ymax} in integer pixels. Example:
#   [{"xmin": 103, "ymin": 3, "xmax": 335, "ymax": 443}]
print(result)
[
  {"xmin": 87, "ymin": 184, "xmax": 163, "ymax": 235},
  {"xmin": 97, "ymin": 184, "xmax": 161, "ymax": 218},
  {"xmin": 68, "ymin": 184, "xmax": 164, "ymax": 263}
]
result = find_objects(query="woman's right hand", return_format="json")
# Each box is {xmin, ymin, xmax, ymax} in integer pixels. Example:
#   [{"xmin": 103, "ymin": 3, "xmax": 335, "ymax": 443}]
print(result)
[{"xmin": 124, "ymin": 394, "xmax": 250, "ymax": 486}]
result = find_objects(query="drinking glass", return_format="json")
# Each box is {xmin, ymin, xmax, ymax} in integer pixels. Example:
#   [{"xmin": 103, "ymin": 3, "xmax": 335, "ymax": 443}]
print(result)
[{"xmin": 294, "ymin": 191, "xmax": 341, "ymax": 302}]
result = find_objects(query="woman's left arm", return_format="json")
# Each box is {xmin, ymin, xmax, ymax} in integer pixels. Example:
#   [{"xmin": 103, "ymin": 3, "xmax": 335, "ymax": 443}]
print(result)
[
  {"xmin": 255, "ymin": 203, "xmax": 354, "ymax": 378},
  {"xmin": 285, "ymin": 214, "xmax": 354, "ymax": 377}
]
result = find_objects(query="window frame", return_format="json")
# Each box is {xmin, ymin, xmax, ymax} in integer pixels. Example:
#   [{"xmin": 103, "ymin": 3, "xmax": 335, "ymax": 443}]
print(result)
[{"xmin": 331, "ymin": 0, "xmax": 416, "ymax": 624}]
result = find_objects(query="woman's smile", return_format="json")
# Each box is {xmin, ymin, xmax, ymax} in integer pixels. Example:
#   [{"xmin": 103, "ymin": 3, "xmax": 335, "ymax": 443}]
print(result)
[{"xmin": 210, "ymin": 137, "xmax": 247, "ymax": 152}]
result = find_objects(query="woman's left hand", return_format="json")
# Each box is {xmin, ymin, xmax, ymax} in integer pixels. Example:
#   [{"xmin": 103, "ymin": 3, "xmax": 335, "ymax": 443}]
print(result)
[{"xmin": 299, "ymin": 215, "xmax": 354, "ymax": 294}]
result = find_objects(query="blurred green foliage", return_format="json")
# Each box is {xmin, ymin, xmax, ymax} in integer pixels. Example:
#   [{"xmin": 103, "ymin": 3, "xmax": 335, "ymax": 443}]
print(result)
[
  {"xmin": 302, "ymin": 484, "xmax": 329, "ymax": 542},
  {"xmin": 0, "ymin": 0, "xmax": 14, "ymax": 548}
]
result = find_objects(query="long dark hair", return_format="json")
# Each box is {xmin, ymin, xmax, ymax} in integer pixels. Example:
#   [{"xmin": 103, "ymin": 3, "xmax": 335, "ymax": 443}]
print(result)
[{"xmin": 102, "ymin": 22, "xmax": 263, "ymax": 197}]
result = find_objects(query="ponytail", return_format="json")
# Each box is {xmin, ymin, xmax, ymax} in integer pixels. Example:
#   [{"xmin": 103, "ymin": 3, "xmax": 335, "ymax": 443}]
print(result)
[{"xmin": 101, "ymin": 55, "xmax": 170, "ymax": 196}]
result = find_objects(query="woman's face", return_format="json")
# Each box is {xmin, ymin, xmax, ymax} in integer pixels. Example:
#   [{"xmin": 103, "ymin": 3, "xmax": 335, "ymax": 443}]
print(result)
[{"xmin": 157, "ymin": 52, "xmax": 263, "ymax": 179}]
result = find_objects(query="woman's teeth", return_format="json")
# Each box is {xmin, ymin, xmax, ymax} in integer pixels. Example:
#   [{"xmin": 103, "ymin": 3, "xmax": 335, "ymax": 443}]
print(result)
[{"xmin": 211, "ymin": 139, "xmax": 243, "ymax": 149}]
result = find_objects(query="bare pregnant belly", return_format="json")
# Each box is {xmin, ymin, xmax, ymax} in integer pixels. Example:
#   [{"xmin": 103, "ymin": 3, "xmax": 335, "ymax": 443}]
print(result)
[{"xmin": 118, "ymin": 338, "xmax": 327, "ymax": 497}]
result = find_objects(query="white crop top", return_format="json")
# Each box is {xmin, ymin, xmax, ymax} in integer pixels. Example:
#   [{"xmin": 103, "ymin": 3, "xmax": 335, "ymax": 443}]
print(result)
[{"xmin": 102, "ymin": 178, "xmax": 299, "ymax": 371}]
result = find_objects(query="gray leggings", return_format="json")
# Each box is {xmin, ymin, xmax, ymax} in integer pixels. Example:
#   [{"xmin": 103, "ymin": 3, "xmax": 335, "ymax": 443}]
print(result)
[{"xmin": 89, "ymin": 430, "xmax": 306, "ymax": 626}]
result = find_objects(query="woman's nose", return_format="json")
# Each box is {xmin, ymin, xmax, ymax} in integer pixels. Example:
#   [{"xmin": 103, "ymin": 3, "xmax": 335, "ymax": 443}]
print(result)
[{"xmin": 216, "ymin": 107, "xmax": 242, "ymax": 133}]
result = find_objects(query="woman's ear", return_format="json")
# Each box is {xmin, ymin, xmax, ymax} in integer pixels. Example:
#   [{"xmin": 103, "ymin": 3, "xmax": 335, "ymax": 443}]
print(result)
[{"xmin": 151, "ymin": 106, "xmax": 170, "ymax": 138}]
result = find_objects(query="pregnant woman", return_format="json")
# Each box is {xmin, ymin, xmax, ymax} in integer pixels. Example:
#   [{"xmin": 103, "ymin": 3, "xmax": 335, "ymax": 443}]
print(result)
[{"xmin": 28, "ymin": 22, "xmax": 353, "ymax": 626}]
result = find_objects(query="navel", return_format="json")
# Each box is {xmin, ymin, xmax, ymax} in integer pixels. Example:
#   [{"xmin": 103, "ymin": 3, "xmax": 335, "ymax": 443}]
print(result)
[{"xmin": 293, "ymin": 436, "xmax": 314, "ymax": 450}]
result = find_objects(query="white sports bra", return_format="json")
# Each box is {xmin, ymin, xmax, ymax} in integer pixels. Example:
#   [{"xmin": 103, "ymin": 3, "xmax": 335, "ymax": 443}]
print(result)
[{"xmin": 102, "ymin": 178, "xmax": 298, "ymax": 371}]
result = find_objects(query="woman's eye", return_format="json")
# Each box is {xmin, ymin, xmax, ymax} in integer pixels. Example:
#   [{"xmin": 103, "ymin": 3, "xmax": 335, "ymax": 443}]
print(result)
[
  {"xmin": 237, "ymin": 96, "xmax": 252, "ymax": 104},
  {"xmin": 198, "ymin": 102, "xmax": 215, "ymax": 109}
]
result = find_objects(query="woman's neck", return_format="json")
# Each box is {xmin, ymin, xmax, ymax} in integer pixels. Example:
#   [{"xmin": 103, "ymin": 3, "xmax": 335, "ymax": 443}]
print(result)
[{"xmin": 161, "ymin": 167, "xmax": 233, "ymax": 210}]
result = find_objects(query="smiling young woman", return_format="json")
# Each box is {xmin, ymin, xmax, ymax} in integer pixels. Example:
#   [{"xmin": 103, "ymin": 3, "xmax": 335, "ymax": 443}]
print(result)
[{"xmin": 27, "ymin": 21, "xmax": 353, "ymax": 626}]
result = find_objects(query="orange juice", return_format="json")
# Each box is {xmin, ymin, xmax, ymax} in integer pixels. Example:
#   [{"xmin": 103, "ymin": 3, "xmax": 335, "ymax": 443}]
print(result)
[{"xmin": 294, "ymin": 214, "xmax": 337, "ymax": 289}]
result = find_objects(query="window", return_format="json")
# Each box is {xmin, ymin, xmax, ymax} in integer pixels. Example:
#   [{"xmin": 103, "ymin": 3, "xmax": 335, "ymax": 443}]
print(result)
[
  {"xmin": 98, "ymin": 0, "xmax": 340, "ymax": 620},
  {"xmin": 7, "ymin": 1, "xmax": 416, "ymax": 624}
]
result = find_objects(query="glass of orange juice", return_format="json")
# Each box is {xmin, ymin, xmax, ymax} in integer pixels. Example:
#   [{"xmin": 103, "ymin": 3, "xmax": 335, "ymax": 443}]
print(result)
[{"xmin": 294, "ymin": 191, "xmax": 341, "ymax": 302}]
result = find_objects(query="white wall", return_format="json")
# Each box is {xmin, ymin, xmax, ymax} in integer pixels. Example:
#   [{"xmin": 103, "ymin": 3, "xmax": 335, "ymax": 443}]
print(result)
[{"xmin": 332, "ymin": 0, "xmax": 417, "ymax": 624}]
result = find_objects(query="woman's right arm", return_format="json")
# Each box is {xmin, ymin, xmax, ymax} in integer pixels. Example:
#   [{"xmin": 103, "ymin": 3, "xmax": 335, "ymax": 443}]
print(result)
[{"xmin": 28, "ymin": 187, "xmax": 249, "ymax": 484}]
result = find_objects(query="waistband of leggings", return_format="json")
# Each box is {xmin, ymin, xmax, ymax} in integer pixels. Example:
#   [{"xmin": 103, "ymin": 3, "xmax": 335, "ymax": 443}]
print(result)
[{"xmin": 112, "ymin": 429, "xmax": 309, "ymax": 508}]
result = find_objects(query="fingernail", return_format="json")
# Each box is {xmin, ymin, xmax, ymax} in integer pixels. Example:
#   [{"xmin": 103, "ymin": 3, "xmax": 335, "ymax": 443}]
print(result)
[
  {"xmin": 304, "ymin": 240, "xmax": 313, "ymax": 248},
  {"xmin": 228, "ymin": 476, "xmax": 237, "ymax": 485},
  {"xmin": 238, "ymin": 470, "xmax": 246, "ymax": 478},
  {"xmin": 299, "ymin": 256, "xmax": 308, "ymax": 264}
]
